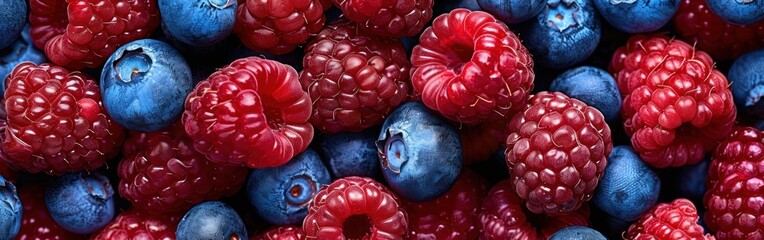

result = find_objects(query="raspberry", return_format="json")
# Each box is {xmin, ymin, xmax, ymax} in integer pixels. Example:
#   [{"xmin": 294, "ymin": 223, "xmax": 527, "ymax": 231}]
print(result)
[
  {"xmin": 300, "ymin": 20, "xmax": 410, "ymax": 133},
  {"xmin": 610, "ymin": 35, "xmax": 736, "ymax": 168},
  {"xmin": 234, "ymin": 0, "xmax": 326, "ymax": 55},
  {"xmin": 704, "ymin": 127, "xmax": 764, "ymax": 239},
  {"xmin": 91, "ymin": 209, "xmax": 181, "ymax": 240},
  {"xmin": 15, "ymin": 183, "xmax": 85, "ymax": 240},
  {"xmin": 479, "ymin": 180, "xmax": 591, "ymax": 240},
  {"xmin": 252, "ymin": 226, "xmax": 305, "ymax": 240},
  {"xmin": 302, "ymin": 176, "xmax": 408, "ymax": 239},
  {"xmin": 411, "ymin": 9, "xmax": 534, "ymax": 125},
  {"xmin": 118, "ymin": 123, "xmax": 248, "ymax": 214},
  {"xmin": 404, "ymin": 170, "xmax": 488, "ymax": 240},
  {"xmin": 28, "ymin": 0, "xmax": 160, "ymax": 69},
  {"xmin": 332, "ymin": 0, "xmax": 433, "ymax": 37},
  {"xmin": 183, "ymin": 57, "xmax": 313, "ymax": 168},
  {"xmin": 458, "ymin": 120, "xmax": 507, "ymax": 165},
  {"xmin": 505, "ymin": 91, "xmax": 612, "ymax": 215},
  {"xmin": 626, "ymin": 199, "xmax": 713, "ymax": 240},
  {"xmin": 1, "ymin": 62, "xmax": 124, "ymax": 175},
  {"xmin": 673, "ymin": 0, "xmax": 764, "ymax": 61}
]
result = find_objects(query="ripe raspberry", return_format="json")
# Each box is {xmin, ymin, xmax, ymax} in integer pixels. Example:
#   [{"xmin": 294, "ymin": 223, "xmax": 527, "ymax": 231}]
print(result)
[
  {"xmin": 234, "ymin": 0, "xmax": 326, "ymax": 55},
  {"xmin": 91, "ymin": 209, "xmax": 181, "ymax": 240},
  {"xmin": 479, "ymin": 180, "xmax": 591, "ymax": 240},
  {"xmin": 404, "ymin": 170, "xmax": 488, "ymax": 240},
  {"xmin": 704, "ymin": 127, "xmax": 764, "ymax": 239},
  {"xmin": 1, "ymin": 62, "xmax": 124, "ymax": 175},
  {"xmin": 411, "ymin": 9, "xmax": 534, "ymax": 125},
  {"xmin": 626, "ymin": 199, "xmax": 713, "ymax": 239},
  {"xmin": 610, "ymin": 35, "xmax": 736, "ymax": 168},
  {"xmin": 183, "ymin": 57, "xmax": 313, "ymax": 168},
  {"xmin": 28, "ymin": 0, "xmax": 160, "ymax": 69},
  {"xmin": 505, "ymin": 91, "xmax": 612, "ymax": 215},
  {"xmin": 458, "ymin": 120, "xmax": 507, "ymax": 165},
  {"xmin": 300, "ymin": 20, "xmax": 410, "ymax": 133},
  {"xmin": 15, "ymin": 183, "xmax": 85, "ymax": 240},
  {"xmin": 252, "ymin": 226, "xmax": 305, "ymax": 240},
  {"xmin": 332, "ymin": 0, "xmax": 433, "ymax": 37},
  {"xmin": 673, "ymin": 0, "xmax": 764, "ymax": 61},
  {"xmin": 118, "ymin": 123, "xmax": 248, "ymax": 214},
  {"xmin": 303, "ymin": 176, "xmax": 408, "ymax": 239}
]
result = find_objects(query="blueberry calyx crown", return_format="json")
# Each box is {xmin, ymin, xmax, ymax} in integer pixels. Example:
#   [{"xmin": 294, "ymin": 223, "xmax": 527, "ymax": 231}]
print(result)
[
  {"xmin": 208, "ymin": 0, "xmax": 235, "ymax": 9},
  {"xmin": 0, "ymin": 177, "xmax": 20, "ymax": 212},
  {"xmin": 284, "ymin": 174, "xmax": 318, "ymax": 208},
  {"xmin": 79, "ymin": 173, "xmax": 115, "ymax": 201},
  {"xmin": 376, "ymin": 129, "xmax": 407, "ymax": 174},
  {"xmin": 113, "ymin": 48, "xmax": 151, "ymax": 83},
  {"xmin": 547, "ymin": 0, "xmax": 581, "ymax": 32},
  {"xmin": 608, "ymin": 0, "xmax": 637, "ymax": 4}
]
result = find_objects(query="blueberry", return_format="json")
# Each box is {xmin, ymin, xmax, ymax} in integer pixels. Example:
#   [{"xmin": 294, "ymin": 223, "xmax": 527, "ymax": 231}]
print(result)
[
  {"xmin": 435, "ymin": 0, "xmax": 483, "ymax": 16},
  {"xmin": 706, "ymin": 0, "xmax": 764, "ymax": 25},
  {"xmin": 159, "ymin": 0, "xmax": 237, "ymax": 47},
  {"xmin": 593, "ymin": 0, "xmax": 679, "ymax": 33},
  {"xmin": 593, "ymin": 146, "xmax": 660, "ymax": 221},
  {"xmin": 376, "ymin": 102, "xmax": 462, "ymax": 202},
  {"xmin": 676, "ymin": 159, "xmax": 710, "ymax": 203},
  {"xmin": 317, "ymin": 128, "xmax": 382, "ymax": 179},
  {"xmin": 550, "ymin": 66, "xmax": 621, "ymax": 122},
  {"xmin": 177, "ymin": 201, "xmax": 248, "ymax": 240},
  {"xmin": 523, "ymin": 0, "xmax": 601, "ymax": 69},
  {"xmin": 0, "ymin": 24, "xmax": 47, "ymax": 96},
  {"xmin": 0, "ymin": 0, "xmax": 26, "ymax": 49},
  {"xmin": 101, "ymin": 39, "xmax": 193, "ymax": 132},
  {"xmin": 550, "ymin": 226, "xmax": 607, "ymax": 240},
  {"xmin": 729, "ymin": 49, "xmax": 764, "ymax": 118},
  {"xmin": 0, "ymin": 175, "xmax": 21, "ymax": 239},
  {"xmin": 477, "ymin": 0, "xmax": 545, "ymax": 24},
  {"xmin": 45, "ymin": 172, "xmax": 115, "ymax": 234},
  {"xmin": 246, "ymin": 149, "xmax": 331, "ymax": 225}
]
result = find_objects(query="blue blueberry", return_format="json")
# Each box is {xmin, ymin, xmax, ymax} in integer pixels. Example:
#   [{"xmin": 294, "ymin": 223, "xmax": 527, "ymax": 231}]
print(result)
[
  {"xmin": 706, "ymin": 0, "xmax": 764, "ymax": 25},
  {"xmin": 550, "ymin": 226, "xmax": 607, "ymax": 240},
  {"xmin": 0, "ymin": 175, "xmax": 21, "ymax": 239},
  {"xmin": 317, "ymin": 128, "xmax": 382, "ymax": 179},
  {"xmin": 550, "ymin": 66, "xmax": 621, "ymax": 122},
  {"xmin": 593, "ymin": 146, "xmax": 660, "ymax": 222},
  {"xmin": 523, "ymin": 0, "xmax": 601, "ymax": 69},
  {"xmin": 593, "ymin": 0, "xmax": 679, "ymax": 33},
  {"xmin": 376, "ymin": 102, "xmax": 463, "ymax": 202},
  {"xmin": 101, "ymin": 39, "xmax": 193, "ymax": 132},
  {"xmin": 435, "ymin": 0, "xmax": 483, "ymax": 16},
  {"xmin": 177, "ymin": 201, "xmax": 248, "ymax": 240},
  {"xmin": 246, "ymin": 149, "xmax": 331, "ymax": 225},
  {"xmin": 676, "ymin": 159, "xmax": 710, "ymax": 203},
  {"xmin": 0, "ymin": 0, "xmax": 26, "ymax": 49},
  {"xmin": 159, "ymin": 0, "xmax": 237, "ymax": 47},
  {"xmin": 477, "ymin": 0, "xmax": 545, "ymax": 24},
  {"xmin": 0, "ymin": 24, "xmax": 47, "ymax": 96},
  {"xmin": 45, "ymin": 172, "xmax": 115, "ymax": 234},
  {"xmin": 729, "ymin": 49, "xmax": 764, "ymax": 118}
]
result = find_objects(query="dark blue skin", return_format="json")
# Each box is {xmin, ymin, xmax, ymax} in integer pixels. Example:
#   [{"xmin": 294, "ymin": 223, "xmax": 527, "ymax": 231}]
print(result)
[
  {"xmin": 0, "ymin": 25, "xmax": 47, "ymax": 96},
  {"xmin": 376, "ymin": 102, "xmax": 463, "ymax": 202},
  {"xmin": 101, "ymin": 39, "xmax": 193, "ymax": 132},
  {"xmin": 317, "ymin": 128, "xmax": 382, "ymax": 179},
  {"xmin": 177, "ymin": 201, "xmax": 248, "ymax": 240},
  {"xmin": 706, "ymin": 0, "xmax": 764, "ymax": 25},
  {"xmin": 0, "ymin": 175, "xmax": 21, "ymax": 239},
  {"xmin": 550, "ymin": 226, "xmax": 607, "ymax": 240},
  {"xmin": 593, "ymin": 0, "xmax": 679, "ymax": 33},
  {"xmin": 523, "ymin": 0, "xmax": 601, "ymax": 69},
  {"xmin": 45, "ymin": 172, "xmax": 115, "ymax": 234},
  {"xmin": 729, "ymin": 49, "xmax": 764, "ymax": 119},
  {"xmin": 477, "ymin": 0, "xmax": 545, "ymax": 24},
  {"xmin": 593, "ymin": 146, "xmax": 660, "ymax": 222},
  {"xmin": 550, "ymin": 66, "xmax": 621, "ymax": 122},
  {"xmin": 159, "ymin": 0, "xmax": 237, "ymax": 47},
  {"xmin": 0, "ymin": 0, "xmax": 26, "ymax": 49},
  {"xmin": 676, "ymin": 159, "xmax": 709, "ymax": 203},
  {"xmin": 246, "ymin": 149, "xmax": 331, "ymax": 225},
  {"xmin": 434, "ymin": 0, "xmax": 482, "ymax": 17}
]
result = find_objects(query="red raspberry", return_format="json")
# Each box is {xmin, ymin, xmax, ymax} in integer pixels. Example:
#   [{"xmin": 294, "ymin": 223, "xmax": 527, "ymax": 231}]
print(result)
[
  {"xmin": 673, "ymin": 0, "xmax": 764, "ymax": 61},
  {"xmin": 252, "ymin": 226, "xmax": 305, "ymax": 240},
  {"xmin": 704, "ymin": 127, "xmax": 764, "ymax": 239},
  {"xmin": 404, "ymin": 170, "xmax": 488, "ymax": 240},
  {"xmin": 458, "ymin": 120, "xmax": 507, "ymax": 165},
  {"xmin": 505, "ymin": 91, "xmax": 612, "ymax": 215},
  {"xmin": 1, "ymin": 62, "xmax": 124, "ymax": 175},
  {"xmin": 302, "ymin": 176, "xmax": 408, "ymax": 239},
  {"xmin": 28, "ymin": 0, "xmax": 160, "ymax": 69},
  {"xmin": 479, "ymin": 180, "xmax": 591, "ymax": 240},
  {"xmin": 300, "ymin": 20, "xmax": 410, "ymax": 133},
  {"xmin": 91, "ymin": 209, "xmax": 181, "ymax": 240},
  {"xmin": 118, "ymin": 123, "xmax": 248, "ymax": 214},
  {"xmin": 610, "ymin": 35, "xmax": 736, "ymax": 168},
  {"xmin": 332, "ymin": 0, "xmax": 433, "ymax": 37},
  {"xmin": 234, "ymin": 0, "xmax": 326, "ymax": 55},
  {"xmin": 15, "ymin": 183, "xmax": 85, "ymax": 240},
  {"xmin": 626, "ymin": 199, "xmax": 714, "ymax": 239},
  {"xmin": 183, "ymin": 57, "xmax": 313, "ymax": 168},
  {"xmin": 411, "ymin": 9, "xmax": 534, "ymax": 125}
]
